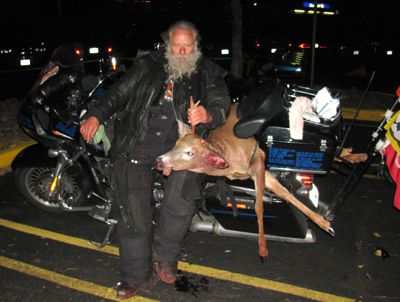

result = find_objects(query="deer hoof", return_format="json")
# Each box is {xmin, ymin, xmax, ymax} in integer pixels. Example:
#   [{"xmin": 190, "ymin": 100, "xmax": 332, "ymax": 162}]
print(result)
[
  {"xmin": 328, "ymin": 227, "xmax": 335, "ymax": 237},
  {"xmin": 259, "ymin": 255, "xmax": 267, "ymax": 264}
]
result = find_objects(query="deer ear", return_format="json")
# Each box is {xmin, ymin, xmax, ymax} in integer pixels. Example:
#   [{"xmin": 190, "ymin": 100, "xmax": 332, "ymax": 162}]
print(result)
[{"xmin": 203, "ymin": 151, "xmax": 229, "ymax": 169}]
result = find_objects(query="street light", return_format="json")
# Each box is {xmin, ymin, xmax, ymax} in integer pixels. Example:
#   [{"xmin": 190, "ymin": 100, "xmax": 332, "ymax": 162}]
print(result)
[{"xmin": 291, "ymin": 1, "xmax": 339, "ymax": 88}]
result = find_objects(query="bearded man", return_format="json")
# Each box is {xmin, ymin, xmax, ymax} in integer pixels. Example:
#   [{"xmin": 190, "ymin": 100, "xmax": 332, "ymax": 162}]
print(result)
[{"xmin": 80, "ymin": 20, "xmax": 231, "ymax": 299}]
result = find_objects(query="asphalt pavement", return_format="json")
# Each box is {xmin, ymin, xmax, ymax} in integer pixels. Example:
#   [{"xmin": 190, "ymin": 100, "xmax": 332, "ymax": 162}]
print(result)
[
  {"xmin": 1, "ymin": 77, "xmax": 399, "ymax": 301},
  {"xmin": 1, "ymin": 160, "xmax": 399, "ymax": 301}
]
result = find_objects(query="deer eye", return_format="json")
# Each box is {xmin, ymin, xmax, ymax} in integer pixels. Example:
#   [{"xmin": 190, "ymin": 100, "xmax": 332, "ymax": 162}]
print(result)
[{"xmin": 186, "ymin": 151, "xmax": 194, "ymax": 157}]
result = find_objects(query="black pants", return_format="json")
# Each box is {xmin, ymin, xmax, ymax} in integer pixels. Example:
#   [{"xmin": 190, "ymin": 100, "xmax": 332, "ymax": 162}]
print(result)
[{"xmin": 112, "ymin": 158, "xmax": 202, "ymax": 286}]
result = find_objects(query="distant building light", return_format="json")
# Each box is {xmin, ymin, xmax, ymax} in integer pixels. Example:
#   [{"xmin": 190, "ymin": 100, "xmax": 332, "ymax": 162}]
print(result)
[
  {"xmin": 387, "ymin": 50, "xmax": 393, "ymax": 56},
  {"xmin": 303, "ymin": 2, "xmax": 331, "ymax": 9},
  {"xmin": 322, "ymin": 11, "xmax": 336, "ymax": 15},
  {"xmin": 20, "ymin": 59, "xmax": 31, "ymax": 66},
  {"xmin": 353, "ymin": 50, "xmax": 360, "ymax": 55},
  {"xmin": 271, "ymin": 48, "xmax": 277, "ymax": 53},
  {"xmin": 340, "ymin": 46, "xmax": 346, "ymax": 50},
  {"xmin": 295, "ymin": 9, "xmax": 338, "ymax": 15},
  {"xmin": 296, "ymin": 67, "xmax": 302, "ymax": 72},
  {"xmin": 253, "ymin": 2, "xmax": 257, "ymax": 6},
  {"xmin": 293, "ymin": 9, "xmax": 306, "ymax": 14},
  {"xmin": 0, "ymin": 49, "xmax": 12, "ymax": 54},
  {"xmin": 315, "ymin": 43, "xmax": 319, "ymax": 48},
  {"xmin": 221, "ymin": 49, "xmax": 229, "ymax": 55},
  {"xmin": 89, "ymin": 47, "xmax": 99, "ymax": 54}
]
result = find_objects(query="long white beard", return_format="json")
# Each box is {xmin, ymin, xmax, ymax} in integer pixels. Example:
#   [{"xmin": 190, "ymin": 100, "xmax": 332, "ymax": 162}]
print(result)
[{"xmin": 164, "ymin": 47, "xmax": 202, "ymax": 81}]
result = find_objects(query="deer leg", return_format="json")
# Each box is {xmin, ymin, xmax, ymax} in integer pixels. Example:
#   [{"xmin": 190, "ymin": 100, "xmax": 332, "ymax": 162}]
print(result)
[
  {"xmin": 264, "ymin": 171, "xmax": 335, "ymax": 236},
  {"xmin": 250, "ymin": 152, "xmax": 268, "ymax": 261}
]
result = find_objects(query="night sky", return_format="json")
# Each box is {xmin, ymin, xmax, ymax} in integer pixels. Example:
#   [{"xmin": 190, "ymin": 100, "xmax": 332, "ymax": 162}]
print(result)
[{"xmin": 1, "ymin": 0, "xmax": 398, "ymax": 53}]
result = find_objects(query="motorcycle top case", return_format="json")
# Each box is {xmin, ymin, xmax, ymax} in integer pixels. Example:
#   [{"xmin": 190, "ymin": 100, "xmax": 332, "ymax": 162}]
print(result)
[
  {"xmin": 259, "ymin": 126, "xmax": 337, "ymax": 174},
  {"xmin": 283, "ymin": 84, "xmax": 341, "ymax": 136}
]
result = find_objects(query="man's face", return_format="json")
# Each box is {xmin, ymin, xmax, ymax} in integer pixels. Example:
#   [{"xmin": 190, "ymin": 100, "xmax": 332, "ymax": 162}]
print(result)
[{"xmin": 170, "ymin": 28, "xmax": 195, "ymax": 62}]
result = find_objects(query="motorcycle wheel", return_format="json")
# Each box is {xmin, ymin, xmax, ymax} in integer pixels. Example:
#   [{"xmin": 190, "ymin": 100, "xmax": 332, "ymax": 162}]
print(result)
[{"xmin": 15, "ymin": 166, "xmax": 84, "ymax": 212}]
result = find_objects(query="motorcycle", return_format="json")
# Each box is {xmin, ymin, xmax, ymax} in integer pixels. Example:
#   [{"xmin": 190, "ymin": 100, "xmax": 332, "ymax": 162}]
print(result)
[
  {"xmin": 13, "ymin": 43, "xmax": 344, "ymax": 247},
  {"xmin": 12, "ymin": 42, "xmax": 125, "ymax": 245}
]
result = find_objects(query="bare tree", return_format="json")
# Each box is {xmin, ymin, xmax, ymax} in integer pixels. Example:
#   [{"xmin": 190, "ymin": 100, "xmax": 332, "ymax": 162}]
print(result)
[{"xmin": 230, "ymin": 0, "xmax": 243, "ymax": 79}]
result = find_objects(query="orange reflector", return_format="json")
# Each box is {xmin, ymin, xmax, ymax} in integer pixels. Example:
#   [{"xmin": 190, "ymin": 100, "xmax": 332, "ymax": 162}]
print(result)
[
  {"xmin": 74, "ymin": 49, "xmax": 81, "ymax": 55},
  {"xmin": 226, "ymin": 202, "xmax": 249, "ymax": 209}
]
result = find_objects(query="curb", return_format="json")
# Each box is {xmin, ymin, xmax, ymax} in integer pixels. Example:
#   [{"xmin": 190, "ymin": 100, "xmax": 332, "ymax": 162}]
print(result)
[
  {"xmin": 0, "ymin": 141, "xmax": 35, "ymax": 169},
  {"xmin": 0, "ymin": 107, "xmax": 386, "ymax": 170}
]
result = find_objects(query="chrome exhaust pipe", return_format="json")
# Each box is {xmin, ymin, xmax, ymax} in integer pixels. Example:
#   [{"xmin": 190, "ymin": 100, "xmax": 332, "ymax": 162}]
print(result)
[{"xmin": 190, "ymin": 211, "xmax": 316, "ymax": 244}]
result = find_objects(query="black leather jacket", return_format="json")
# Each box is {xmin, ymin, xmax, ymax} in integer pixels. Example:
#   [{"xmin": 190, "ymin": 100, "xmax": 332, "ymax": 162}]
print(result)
[{"xmin": 88, "ymin": 50, "xmax": 231, "ymax": 160}]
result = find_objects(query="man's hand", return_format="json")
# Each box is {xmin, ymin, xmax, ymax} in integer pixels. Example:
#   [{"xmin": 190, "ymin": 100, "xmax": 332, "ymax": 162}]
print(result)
[
  {"xmin": 188, "ymin": 103, "xmax": 212, "ymax": 126},
  {"xmin": 80, "ymin": 116, "xmax": 100, "ymax": 143}
]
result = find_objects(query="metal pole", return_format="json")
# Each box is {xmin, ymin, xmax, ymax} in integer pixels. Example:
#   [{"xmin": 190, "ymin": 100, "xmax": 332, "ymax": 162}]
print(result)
[
  {"xmin": 56, "ymin": 0, "xmax": 62, "ymax": 14},
  {"xmin": 310, "ymin": 0, "xmax": 318, "ymax": 88}
]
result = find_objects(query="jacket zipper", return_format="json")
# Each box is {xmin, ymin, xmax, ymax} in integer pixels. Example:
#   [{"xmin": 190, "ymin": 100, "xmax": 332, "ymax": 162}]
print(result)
[{"xmin": 123, "ymin": 88, "xmax": 156, "ymax": 157}]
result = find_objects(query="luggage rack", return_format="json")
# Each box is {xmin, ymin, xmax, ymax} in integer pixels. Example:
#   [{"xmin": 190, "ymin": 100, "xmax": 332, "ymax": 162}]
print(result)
[{"xmin": 283, "ymin": 84, "xmax": 342, "ymax": 131}]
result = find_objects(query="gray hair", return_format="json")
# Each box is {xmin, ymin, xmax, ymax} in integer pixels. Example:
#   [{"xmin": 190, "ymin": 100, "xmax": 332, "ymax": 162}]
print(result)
[{"xmin": 161, "ymin": 20, "xmax": 201, "ymax": 47}]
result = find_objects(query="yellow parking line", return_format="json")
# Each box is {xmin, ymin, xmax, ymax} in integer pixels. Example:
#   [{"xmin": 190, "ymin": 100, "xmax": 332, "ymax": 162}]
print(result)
[
  {"xmin": 0, "ymin": 218, "xmax": 119, "ymax": 255},
  {"xmin": 178, "ymin": 262, "xmax": 354, "ymax": 302},
  {"xmin": 0, "ymin": 255, "xmax": 157, "ymax": 302},
  {"xmin": 0, "ymin": 218, "xmax": 354, "ymax": 302}
]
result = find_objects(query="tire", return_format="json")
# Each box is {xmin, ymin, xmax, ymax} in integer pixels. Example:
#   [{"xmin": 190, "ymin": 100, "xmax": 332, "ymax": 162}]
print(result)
[{"xmin": 15, "ymin": 166, "xmax": 84, "ymax": 212}]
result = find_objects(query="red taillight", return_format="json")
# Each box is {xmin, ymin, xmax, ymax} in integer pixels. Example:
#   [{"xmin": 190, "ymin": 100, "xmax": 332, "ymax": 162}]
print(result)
[
  {"xmin": 74, "ymin": 49, "xmax": 81, "ymax": 55},
  {"xmin": 107, "ymin": 47, "xmax": 113, "ymax": 53},
  {"xmin": 299, "ymin": 43, "xmax": 311, "ymax": 49},
  {"xmin": 297, "ymin": 174, "xmax": 313, "ymax": 186}
]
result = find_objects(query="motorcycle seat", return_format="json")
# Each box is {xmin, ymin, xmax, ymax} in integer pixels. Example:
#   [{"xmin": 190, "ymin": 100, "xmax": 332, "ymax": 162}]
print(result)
[{"xmin": 234, "ymin": 78, "xmax": 285, "ymax": 139}]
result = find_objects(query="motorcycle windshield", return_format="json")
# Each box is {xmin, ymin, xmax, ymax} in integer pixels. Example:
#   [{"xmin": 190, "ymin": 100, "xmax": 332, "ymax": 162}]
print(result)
[{"xmin": 29, "ymin": 42, "xmax": 85, "ymax": 93}]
